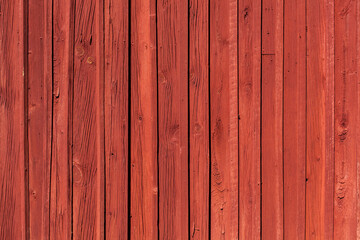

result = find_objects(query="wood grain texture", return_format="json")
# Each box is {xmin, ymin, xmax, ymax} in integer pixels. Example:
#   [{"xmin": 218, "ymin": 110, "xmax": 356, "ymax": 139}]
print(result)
[
  {"xmin": 306, "ymin": 0, "xmax": 335, "ymax": 238},
  {"xmin": 73, "ymin": 0, "xmax": 104, "ymax": 238},
  {"xmin": 50, "ymin": 0, "xmax": 74, "ymax": 238},
  {"xmin": 238, "ymin": 0, "xmax": 261, "ymax": 239},
  {"xmin": 334, "ymin": 0, "xmax": 358, "ymax": 238},
  {"xmin": 0, "ymin": 0, "xmax": 27, "ymax": 239},
  {"xmin": 261, "ymin": 0, "xmax": 283, "ymax": 238},
  {"xmin": 283, "ymin": 0, "xmax": 306, "ymax": 238},
  {"xmin": 27, "ymin": 0, "xmax": 52, "ymax": 238},
  {"xmin": 157, "ymin": 0, "xmax": 189, "ymax": 238},
  {"xmin": 104, "ymin": 0, "xmax": 129, "ymax": 238},
  {"xmin": 189, "ymin": 0, "xmax": 209, "ymax": 238},
  {"xmin": 210, "ymin": 0, "xmax": 238, "ymax": 238},
  {"xmin": 130, "ymin": 0, "xmax": 158, "ymax": 238}
]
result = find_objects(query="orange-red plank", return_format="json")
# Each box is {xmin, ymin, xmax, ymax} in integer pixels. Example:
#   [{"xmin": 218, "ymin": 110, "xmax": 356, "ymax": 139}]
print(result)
[
  {"xmin": 73, "ymin": 0, "xmax": 105, "ymax": 238},
  {"xmin": 238, "ymin": 0, "xmax": 261, "ymax": 238},
  {"xmin": 306, "ymin": 0, "xmax": 335, "ymax": 238},
  {"xmin": 210, "ymin": 0, "xmax": 238, "ymax": 238},
  {"xmin": 189, "ymin": 0, "xmax": 209, "ymax": 238},
  {"xmin": 50, "ymin": 0, "xmax": 74, "ymax": 238},
  {"xmin": 28, "ymin": 0, "xmax": 52, "ymax": 238},
  {"xmin": 283, "ymin": 0, "xmax": 306, "ymax": 238},
  {"xmin": 130, "ymin": 0, "xmax": 158, "ymax": 238},
  {"xmin": 0, "ymin": 0, "xmax": 27, "ymax": 238},
  {"xmin": 334, "ymin": 0, "xmax": 358, "ymax": 238},
  {"xmin": 157, "ymin": 0, "xmax": 189, "ymax": 238},
  {"xmin": 261, "ymin": 0, "xmax": 283, "ymax": 238},
  {"xmin": 104, "ymin": 0, "xmax": 129, "ymax": 238}
]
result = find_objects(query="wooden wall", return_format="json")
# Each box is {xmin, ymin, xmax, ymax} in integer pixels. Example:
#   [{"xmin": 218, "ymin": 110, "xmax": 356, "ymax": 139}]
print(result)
[{"xmin": 0, "ymin": 0, "xmax": 359, "ymax": 239}]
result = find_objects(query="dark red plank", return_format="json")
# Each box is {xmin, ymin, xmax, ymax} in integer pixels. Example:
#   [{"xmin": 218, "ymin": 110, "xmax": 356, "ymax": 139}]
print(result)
[
  {"xmin": 130, "ymin": 0, "xmax": 158, "ymax": 238},
  {"xmin": 334, "ymin": 0, "xmax": 358, "ymax": 238},
  {"xmin": 0, "ymin": 0, "xmax": 27, "ymax": 238},
  {"xmin": 283, "ymin": 0, "xmax": 306, "ymax": 238},
  {"xmin": 104, "ymin": 0, "xmax": 129, "ymax": 238},
  {"xmin": 238, "ymin": 0, "xmax": 261, "ymax": 238},
  {"xmin": 27, "ymin": 0, "xmax": 52, "ymax": 238},
  {"xmin": 306, "ymin": 0, "xmax": 335, "ymax": 238},
  {"xmin": 50, "ymin": 0, "xmax": 74, "ymax": 238},
  {"xmin": 210, "ymin": 0, "xmax": 238, "ymax": 238},
  {"xmin": 73, "ymin": 0, "xmax": 105, "ymax": 238},
  {"xmin": 261, "ymin": 0, "xmax": 283, "ymax": 238},
  {"xmin": 157, "ymin": 0, "xmax": 189, "ymax": 238},
  {"xmin": 189, "ymin": 0, "xmax": 209, "ymax": 238}
]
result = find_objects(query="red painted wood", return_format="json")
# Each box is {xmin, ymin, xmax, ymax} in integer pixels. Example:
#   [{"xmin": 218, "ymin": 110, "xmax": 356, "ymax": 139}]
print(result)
[
  {"xmin": 283, "ymin": 0, "xmax": 306, "ymax": 238},
  {"xmin": 210, "ymin": 0, "xmax": 239, "ymax": 239},
  {"xmin": 2, "ymin": 1, "xmax": 360, "ymax": 239},
  {"xmin": 50, "ymin": 0, "xmax": 74, "ymax": 238},
  {"xmin": 130, "ymin": 0, "xmax": 158, "ymax": 238},
  {"xmin": 261, "ymin": 0, "xmax": 283, "ymax": 238},
  {"xmin": 0, "ymin": 0, "xmax": 27, "ymax": 239},
  {"xmin": 104, "ymin": 0, "xmax": 129, "ymax": 238},
  {"xmin": 334, "ymin": 0, "xmax": 358, "ymax": 238},
  {"xmin": 72, "ymin": 0, "xmax": 104, "ymax": 238},
  {"xmin": 238, "ymin": 0, "xmax": 261, "ymax": 238},
  {"xmin": 189, "ymin": 0, "xmax": 209, "ymax": 238},
  {"xmin": 306, "ymin": 0, "xmax": 335, "ymax": 238},
  {"xmin": 27, "ymin": 0, "xmax": 52, "ymax": 238},
  {"xmin": 157, "ymin": 0, "xmax": 189, "ymax": 239}
]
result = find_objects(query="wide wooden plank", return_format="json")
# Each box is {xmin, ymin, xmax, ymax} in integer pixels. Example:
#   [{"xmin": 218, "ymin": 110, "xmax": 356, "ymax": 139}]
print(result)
[
  {"xmin": 189, "ymin": 0, "xmax": 209, "ymax": 239},
  {"xmin": 283, "ymin": 0, "xmax": 306, "ymax": 238},
  {"xmin": 334, "ymin": 0, "xmax": 358, "ymax": 238},
  {"xmin": 0, "ymin": 0, "xmax": 27, "ymax": 239},
  {"xmin": 104, "ymin": 0, "xmax": 129, "ymax": 238},
  {"xmin": 130, "ymin": 0, "xmax": 158, "ymax": 238},
  {"xmin": 261, "ymin": 0, "xmax": 283, "ymax": 238},
  {"xmin": 157, "ymin": 0, "xmax": 189, "ymax": 238},
  {"xmin": 210, "ymin": 0, "xmax": 238, "ymax": 238},
  {"xmin": 238, "ymin": 0, "xmax": 261, "ymax": 239},
  {"xmin": 27, "ymin": 0, "xmax": 52, "ymax": 238},
  {"xmin": 306, "ymin": 0, "xmax": 335, "ymax": 238},
  {"xmin": 50, "ymin": 0, "xmax": 74, "ymax": 239},
  {"xmin": 73, "ymin": 0, "xmax": 105, "ymax": 238}
]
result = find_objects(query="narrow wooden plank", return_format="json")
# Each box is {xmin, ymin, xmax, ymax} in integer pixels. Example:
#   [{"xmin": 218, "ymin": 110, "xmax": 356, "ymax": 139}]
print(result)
[
  {"xmin": 238, "ymin": 0, "xmax": 261, "ymax": 238},
  {"xmin": 73, "ymin": 0, "xmax": 105, "ymax": 238},
  {"xmin": 130, "ymin": 0, "xmax": 158, "ymax": 238},
  {"xmin": 189, "ymin": 0, "xmax": 209, "ymax": 238},
  {"xmin": 104, "ymin": 0, "xmax": 129, "ymax": 238},
  {"xmin": 50, "ymin": 0, "xmax": 74, "ymax": 238},
  {"xmin": 334, "ymin": 0, "xmax": 358, "ymax": 238},
  {"xmin": 0, "ymin": 0, "xmax": 27, "ymax": 238},
  {"xmin": 210, "ymin": 0, "xmax": 238, "ymax": 238},
  {"xmin": 283, "ymin": 0, "xmax": 306, "ymax": 238},
  {"xmin": 306, "ymin": 0, "xmax": 335, "ymax": 238},
  {"xmin": 27, "ymin": 0, "xmax": 52, "ymax": 238},
  {"xmin": 157, "ymin": 0, "xmax": 189, "ymax": 238},
  {"xmin": 261, "ymin": 0, "xmax": 283, "ymax": 238}
]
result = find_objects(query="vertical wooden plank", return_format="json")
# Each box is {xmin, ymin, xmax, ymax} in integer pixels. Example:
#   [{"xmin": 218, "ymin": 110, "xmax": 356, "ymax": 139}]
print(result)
[
  {"xmin": 283, "ymin": 0, "xmax": 306, "ymax": 238},
  {"xmin": 0, "ymin": 0, "xmax": 27, "ymax": 239},
  {"xmin": 261, "ymin": 0, "xmax": 283, "ymax": 238},
  {"xmin": 157, "ymin": 0, "xmax": 189, "ymax": 238},
  {"xmin": 334, "ymin": 0, "xmax": 358, "ymax": 238},
  {"xmin": 50, "ymin": 0, "xmax": 74, "ymax": 238},
  {"xmin": 73, "ymin": 0, "xmax": 105, "ymax": 238},
  {"xmin": 27, "ymin": 0, "xmax": 52, "ymax": 238},
  {"xmin": 210, "ymin": 0, "xmax": 238, "ymax": 238},
  {"xmin": 189, "ymin": 0, "xmax": 209, "ymax": 238},
  {"xmin": 130, "ymin": 0, "xmax": 158, "ymax": 238},
  {"xmin": 306, "ymin": 0, "xmax": 334, "ymax": 238},
  {"xmin": 238, "ymin": 0, "xmax": 261, "ymax": 238},
  {"xmin": 104, "ymin": 0, "xmax": 129, "ymax": 238}
]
